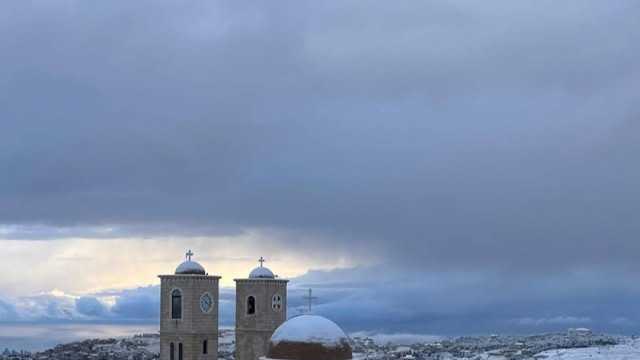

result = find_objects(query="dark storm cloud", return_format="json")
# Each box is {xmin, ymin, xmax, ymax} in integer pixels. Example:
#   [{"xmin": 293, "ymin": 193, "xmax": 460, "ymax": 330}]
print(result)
[
  {"xmin": 1, "ymin": 0, "xmax": 640, "ymax": 333},
  {"xmin": 75, "ymin": 297, "xmax": 107, "ymax": 317},
  {"xmin": 4, "ymin": 267, "xmax": 640, "ymax": 335},
  {"xmin": 0, "ymin": 299, "xmax": 18, "ymax": 322},
  {"xmin": 1, "ymin": 0, "xmax": 638, "ymax": 269},
  {"xmin": 90, "ymin": 286, "xmax": 236, "ymax": 324},
  {"xmin": 290, "ymin": 266, "xmax": 640, "ymax": 334}
]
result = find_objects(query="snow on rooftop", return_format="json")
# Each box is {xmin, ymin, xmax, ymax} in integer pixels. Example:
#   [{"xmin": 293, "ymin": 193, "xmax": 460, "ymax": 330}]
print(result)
[
  {"xmin": 249, "ymin": 266, "xmax": 275, "ymax": 279},
  {"xmin": 175, "ymin": 260, "xmax": 206, "ymax": 275},
  {"xmin": 270, "ymin": 314, "xmax": 351, "ymax": 347}
]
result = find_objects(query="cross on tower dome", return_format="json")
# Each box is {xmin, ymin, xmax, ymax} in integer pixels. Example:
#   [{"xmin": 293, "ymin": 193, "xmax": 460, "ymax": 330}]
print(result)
[
  {"xmin": 175, "ymin": 249, "xmax": 206, "ymax": 275},
  {"xmin": 249, "ymin": 256, "xmax": 275, "ymax": 279}
]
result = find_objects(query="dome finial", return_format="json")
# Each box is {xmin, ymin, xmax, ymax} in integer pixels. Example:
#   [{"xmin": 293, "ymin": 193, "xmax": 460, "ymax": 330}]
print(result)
[
  {"xmin": 249, "ymin": 258, "xmax": 275, "ymax": 279},
  {"xmin": 175, "ymin": 250, "xmax": 206, "ymax": 275}
]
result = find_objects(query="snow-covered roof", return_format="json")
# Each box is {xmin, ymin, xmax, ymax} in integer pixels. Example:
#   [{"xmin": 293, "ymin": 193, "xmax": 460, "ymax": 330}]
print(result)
[
  {"xmin": 249, "ymin": 266, "xmax": 275, "ymax": 279},
  {"xmin": 175, "ymin": 260, "xmax": 206, "ymax": 275},
  {"xmin": 393, "ymin": 346, "xmax": 412, "ymax": 354},
  {"xmin": 270, "ymin": 314, "xmax": 351, "ymax": 347}
]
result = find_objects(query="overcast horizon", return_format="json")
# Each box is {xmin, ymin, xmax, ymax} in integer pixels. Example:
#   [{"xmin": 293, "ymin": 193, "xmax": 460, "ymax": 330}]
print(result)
[{"xmin": 1, "ymin": 0, "xmax": 640, "ymax": 342}]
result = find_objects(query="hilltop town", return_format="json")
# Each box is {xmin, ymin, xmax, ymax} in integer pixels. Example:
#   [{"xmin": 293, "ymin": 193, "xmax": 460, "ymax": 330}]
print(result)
[{"xmin": 2, "ymin": 329, "xmax": 637, "ymax": 360}]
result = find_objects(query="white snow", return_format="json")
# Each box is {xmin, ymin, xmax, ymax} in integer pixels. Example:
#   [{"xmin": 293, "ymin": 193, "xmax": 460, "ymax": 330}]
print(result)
[
  {"xmin": 349, "ymin": 331, "xmax": 443, "ymax": 345},
  {"xmin": 392, "ymin": 346, "xmax": 412, "ymax": 354},
  {"xmin": 175, "ymin": 260, "xmax": 206, "ymax": 275},
  {"xmin": 270, "ymin": 315, "xmax": 350, "ymax": 347},
  {"xmin": 249, "ymin": 266, "xmax": 275, "ymax": 279},
  {"xmin": 535, "ymin": 338, "xmax": 640, "ymax": 360}
]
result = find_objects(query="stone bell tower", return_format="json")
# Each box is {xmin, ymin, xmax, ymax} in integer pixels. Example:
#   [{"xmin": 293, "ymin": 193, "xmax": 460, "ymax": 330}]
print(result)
[
  {"xmin": 235, "ymin": 257, "xmax": 288, "ymax": 360},
  {"xmin": 159, "ymin": 250, "xmax": 220, "ymax": 360}
]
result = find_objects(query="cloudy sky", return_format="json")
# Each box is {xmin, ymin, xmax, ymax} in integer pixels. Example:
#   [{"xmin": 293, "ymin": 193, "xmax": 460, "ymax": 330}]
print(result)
[{"xmin": 1, "ymin": 0, "xmax": 639, "ymax": 336}]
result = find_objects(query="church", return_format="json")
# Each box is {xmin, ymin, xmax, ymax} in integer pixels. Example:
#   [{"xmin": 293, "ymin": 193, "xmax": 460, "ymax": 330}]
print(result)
[{"xmin": 158, "ymin": 251, "xmax": 353, "ymax": 360}]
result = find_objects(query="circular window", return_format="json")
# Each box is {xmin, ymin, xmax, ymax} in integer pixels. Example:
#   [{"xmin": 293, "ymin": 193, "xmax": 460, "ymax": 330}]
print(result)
[{"xmin": 200, "ymin": 292, "xmax": 214, "ymax": 313}]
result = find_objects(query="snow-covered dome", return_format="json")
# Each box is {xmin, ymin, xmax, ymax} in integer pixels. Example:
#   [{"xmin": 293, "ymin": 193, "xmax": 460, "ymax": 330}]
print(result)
[
  {"xmin": 249, "ymin": 266, "xmax": 275, "ymax": 279},
  {"xmin": 266, "ymin": 314, "xmax": 352, "ymax": 360},
  {"xmin": 175, "ymin": 250, "xmax": 206, "ymax": 275},
  {"xmin": 249, "ymin": 257, "xmax": 276, "ymax": 279},
  {"xmin": 175, "ymin": 260, "xmax": 206, "ymax": 275}
]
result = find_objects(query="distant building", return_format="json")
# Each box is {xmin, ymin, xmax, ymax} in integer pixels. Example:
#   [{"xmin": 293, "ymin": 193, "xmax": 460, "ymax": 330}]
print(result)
[
  {"xmin": 392, "ymin": 346, "xmax": 412, "ymax": 356},
  {"xmin": 568, "ymin": 328, "xmax": 592, "ymax": 337}
]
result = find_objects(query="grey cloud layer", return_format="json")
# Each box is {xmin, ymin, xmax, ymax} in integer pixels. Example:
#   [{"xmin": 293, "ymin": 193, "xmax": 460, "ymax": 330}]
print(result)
[
  {"xmin": 2, "ymin": 266, "xmax": 639, "ymax": 335},
  {"xmin": 1, "ymin": 0, "xmax": 638, "ymax": 269},
  {"xmin": 1, "ymin": 0, "xmax": 640, "ymax": 333}
]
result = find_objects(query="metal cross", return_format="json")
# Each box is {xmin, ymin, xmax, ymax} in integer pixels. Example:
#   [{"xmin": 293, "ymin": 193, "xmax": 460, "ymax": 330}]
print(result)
[
  {"xmin": 186, "ymin": 249, "xmax": 194, "ymax": 261},
  {"xmin": 302, "ymin": 288, "xmax": 317, "ymax": 313},
  {"xmin": 258, "ymin": 256, "xmax": 266, "ymax": 267}
]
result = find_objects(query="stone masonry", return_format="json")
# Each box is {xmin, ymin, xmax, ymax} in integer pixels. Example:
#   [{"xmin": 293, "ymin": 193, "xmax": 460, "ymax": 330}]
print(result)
[
  {"xmin": 159, "ymin": 274, "xmax": 220, "ymax": 360},
  {"xmin": 234, "ymin": 279, "xmax": 288, "ymax": 360}
]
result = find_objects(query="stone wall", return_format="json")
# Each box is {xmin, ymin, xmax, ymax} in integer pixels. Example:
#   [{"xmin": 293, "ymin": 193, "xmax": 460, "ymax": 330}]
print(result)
[
  {"xmin": 234, "ymin": 279, "xmax": 288, "ymax": 360},
  {"xmin": 159, "ymin": 275, "xmax": 220, "ymax": 360}
]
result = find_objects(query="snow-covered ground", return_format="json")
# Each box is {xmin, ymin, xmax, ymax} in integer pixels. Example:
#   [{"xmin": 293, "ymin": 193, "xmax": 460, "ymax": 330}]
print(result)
[
  {"xmin": 535, "ymin": 337, "xmax": 640, "ymax": 360},
  {"xmin": 349, "ymin": 331, "xmax": 443, "ymax": 345},
  {"xmin": 3, "ymin": 328, "xmax": 640, "ymax": 360}
]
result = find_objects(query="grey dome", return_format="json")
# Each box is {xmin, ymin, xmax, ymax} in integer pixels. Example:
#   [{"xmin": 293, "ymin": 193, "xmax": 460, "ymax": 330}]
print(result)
[
  {"xmin": 249, "ymin": 266, "xmax": 275, "ymax": 279},
  {"xmin": 175, "ymin": 260, "xmax": 206, "ymax": 275}
]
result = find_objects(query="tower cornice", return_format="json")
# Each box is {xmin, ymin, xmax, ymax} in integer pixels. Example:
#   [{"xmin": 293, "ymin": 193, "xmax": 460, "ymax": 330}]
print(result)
[
  {"xmin": 159, "ymin": 274, "xmax": 222, "ymax": 280},
  {"xmin": 233, "ymin": 278, "xmax": 289, "ymax": 283}
]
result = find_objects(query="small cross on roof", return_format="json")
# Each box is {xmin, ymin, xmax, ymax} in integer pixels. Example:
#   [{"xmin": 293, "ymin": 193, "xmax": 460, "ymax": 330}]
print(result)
[
  {"xmin": 258, "ymin": 256, "xmax": 265, "ymax": 267},
  {"xmin": 186, "ymin": 249, "xmax": 194, "ymax": 261}
]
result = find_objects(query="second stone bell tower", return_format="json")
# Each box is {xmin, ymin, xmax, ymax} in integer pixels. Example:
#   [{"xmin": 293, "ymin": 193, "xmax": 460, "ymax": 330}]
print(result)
[{"xmin": 234, "ymin": 257, "xmax": 288, "ymax": 360}]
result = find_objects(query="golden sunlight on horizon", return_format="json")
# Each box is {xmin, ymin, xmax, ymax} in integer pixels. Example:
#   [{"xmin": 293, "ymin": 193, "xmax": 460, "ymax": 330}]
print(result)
[{"xmin": 0, "ymin": 232, "xmax": 356, "ymax": 297}]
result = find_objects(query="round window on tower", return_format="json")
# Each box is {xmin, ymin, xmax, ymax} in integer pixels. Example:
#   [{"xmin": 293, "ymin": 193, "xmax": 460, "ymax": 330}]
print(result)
[
  {"xmin": 272, "ymin": 293, "xmax": 282, "ymax": 312},
  {"xmin": 200, "ymin": 292, "xmax": 213, "ymax": 314}
]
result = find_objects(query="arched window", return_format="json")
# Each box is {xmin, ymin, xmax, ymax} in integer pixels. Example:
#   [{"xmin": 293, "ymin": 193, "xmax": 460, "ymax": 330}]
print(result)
[
  {"xmin": 272, "ymin": 294, "xmax": 282, "ymax": 311},
  {"xmin": 178, "ymin": 343, "xmax": 183, "ymax": 360},
  {"xmin": 247, "ymin": 296, "xmax": 256, "ymax": 315},
  {"xmin": 170, "ymin": 343, "xmax": 175, "ymax": 360},
  {"xmin": 202, "ymin": 340, "xmax": 208, "ymax": 354},
  {"xmin": 171, "ymin": 289, "xmax": 182, "ymax": 319}
]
